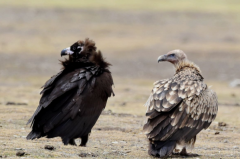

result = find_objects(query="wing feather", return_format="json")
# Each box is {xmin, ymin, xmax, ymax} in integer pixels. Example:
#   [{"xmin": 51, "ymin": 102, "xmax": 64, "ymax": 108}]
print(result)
[
  {"xmin": 144, "ymin": 68, "xmax": 218, "ymax": 146},
  {"xmin": 27, "ymin": 66, "xmax": 114, "ymax": 143}
]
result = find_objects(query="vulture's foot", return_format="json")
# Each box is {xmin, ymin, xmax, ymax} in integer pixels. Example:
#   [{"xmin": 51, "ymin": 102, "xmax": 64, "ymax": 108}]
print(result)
[
  {"xmin": 80, "ymin": 135, "xmax": 89, "ymax": 147},
  {"xmin": 178, "ymin": 148, "xmax": 199, "ymax": 157},
  {"xmin": 69, "ymin": 139, "xmax": 77, "ymax": 146},
  {"xmin": 180, "ymin": 147, "xmax": 188, "ymax": 156}
]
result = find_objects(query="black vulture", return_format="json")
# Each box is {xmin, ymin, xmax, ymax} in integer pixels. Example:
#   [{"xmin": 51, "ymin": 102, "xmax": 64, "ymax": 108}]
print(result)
[
  {"xmin": 27, "ymin": 38, "xmax": 114, "ymax": 146},
  {"xmin": 143, "ymin": 50, "xmax": 218, "ymax": 157}
]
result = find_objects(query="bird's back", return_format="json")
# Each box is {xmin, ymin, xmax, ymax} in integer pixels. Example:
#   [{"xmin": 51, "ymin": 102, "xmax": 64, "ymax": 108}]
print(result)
[
  {"xmin": 27, "ymin": 66, "xmax": 114, "ymax": 144},
  {"xmin": 144, "ymin": 62, "xmax": 218, "ymax": 157}
]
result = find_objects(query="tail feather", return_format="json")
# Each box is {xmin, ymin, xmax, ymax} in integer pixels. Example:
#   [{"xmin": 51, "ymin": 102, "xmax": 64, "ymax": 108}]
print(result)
[
  {"xmin": 26, "ymin": 131, "xmax": 42, "ymax": 140},
  {"xmin": 148, "ymin": 140, "xmax": 176, "ymax": 158}
]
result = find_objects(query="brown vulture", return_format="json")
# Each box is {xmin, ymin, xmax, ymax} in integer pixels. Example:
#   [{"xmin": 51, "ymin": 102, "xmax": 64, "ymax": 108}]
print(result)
[
  {"xmin": 27, "ymin": 38, "xmax": 114, "ymax": 146},
  {"xmin": 143, "ymin": 50, "xmax": 218, "ymax": 158}
]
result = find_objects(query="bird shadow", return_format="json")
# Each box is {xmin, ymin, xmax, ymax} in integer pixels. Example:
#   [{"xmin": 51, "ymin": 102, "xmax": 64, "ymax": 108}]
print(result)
[{"xmin": 170, "ymin": 153, "xmax": 200, "ymax": 158}]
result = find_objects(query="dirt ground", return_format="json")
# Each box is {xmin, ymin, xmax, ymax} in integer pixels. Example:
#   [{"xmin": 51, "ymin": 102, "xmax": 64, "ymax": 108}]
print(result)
[{"xmin": 0, "ymin": 1, "xmax": 240, "ymax": 158}]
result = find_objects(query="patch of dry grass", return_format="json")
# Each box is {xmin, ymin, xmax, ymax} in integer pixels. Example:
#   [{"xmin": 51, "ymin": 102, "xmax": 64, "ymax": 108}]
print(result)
[{"xmin": 0, "ymin": 77, "xmax": 240, "ymax": 158}]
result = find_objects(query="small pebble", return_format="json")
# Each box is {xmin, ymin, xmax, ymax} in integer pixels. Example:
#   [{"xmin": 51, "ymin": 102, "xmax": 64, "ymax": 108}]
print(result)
[
  {"xmin": 16, "ymin": 151, "xmax": 25, "ymax": 157},
  {"xmin": 103, "ymin": 152, "xmax": 109, "ymax": 155},
  {"xmin": 15, "ymin": 148, "xmax": 24, "ymax": 150},
  {"xmin": 44, "ymin": 145, "xmax": 55, "ymax": 151},
  {"xmin": 233, "ymin": 146, "xmax": 239, "ymax": 149},
  {"xmin": 218, "ymin": 122, "xmax": 227, "ymax": 127},
  {"xmin": 79, "ymin": 153, "xmax": 97, "ymax": 157},
  {"xmin": 215, "ymin": 131, "xmax": 220, "ymax": 135},
  {"xmin": 79, "ymin": 153, "xmax": 87, "ymax": 157}
]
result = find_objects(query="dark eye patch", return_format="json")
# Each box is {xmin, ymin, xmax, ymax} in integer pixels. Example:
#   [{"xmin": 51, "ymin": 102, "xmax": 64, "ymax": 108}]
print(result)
[
  {"xmin": 72, "ymin": 46, "xmax": 76, "ymax": 50},
  {"xmin": 169, "ymin": 54, "xmax": 175, "ymax": 57}
]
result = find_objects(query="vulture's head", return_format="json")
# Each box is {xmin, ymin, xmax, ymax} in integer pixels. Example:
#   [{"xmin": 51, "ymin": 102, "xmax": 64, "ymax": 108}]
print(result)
[
  {"xmin": 157, "ymin": 49, "xmax": 187, "ymax": 66},
  {"xmin": 61, "ymin": 38, "xmax": 110, "ymax": 68}
]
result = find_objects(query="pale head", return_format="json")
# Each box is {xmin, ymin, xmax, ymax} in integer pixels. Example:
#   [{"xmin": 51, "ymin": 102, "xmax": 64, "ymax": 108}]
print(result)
[{"xmin": 158, "ymin": 49, "xmax": 187, "ymax": 66}]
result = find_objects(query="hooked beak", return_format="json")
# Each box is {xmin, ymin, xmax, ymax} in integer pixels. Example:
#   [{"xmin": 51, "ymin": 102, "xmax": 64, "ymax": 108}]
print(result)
[
  {"xmin": 157, "ymin": 55, "xmax": 167, "ymax": 63},
  {"xmin": 61, "ymin": 47, "xmax": 74, "ymax": 57}
]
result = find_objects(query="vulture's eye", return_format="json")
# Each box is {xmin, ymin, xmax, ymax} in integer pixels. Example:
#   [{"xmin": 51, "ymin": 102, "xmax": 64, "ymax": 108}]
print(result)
[
  {"xmin": 72, "ymin": 46, "xmax": 76, "ymax": 51},
  {"xmin": 169, "ymin": 54, "xmax": 175, "ymax": 57}
]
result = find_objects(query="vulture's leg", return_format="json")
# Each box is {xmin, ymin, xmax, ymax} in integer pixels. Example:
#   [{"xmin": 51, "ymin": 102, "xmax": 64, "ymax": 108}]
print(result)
[
  {"xmin": 191, "ymin": 136, "xmax": 197, "ymax": 146},
  {"xmin": 80, "ymin": 134, "xmax": 89, "ymax": 147},
  {"xmin": 180, "ymin": 147, "xmax": 188, "ymax": 156},
  {"xmin": 180, "ymin": 136, "xmax": 197, "ymax": 156},
  {"xmin": 69, "ymin": 139, "xmax": 77, "ymax": 146},
  {"xmin": 148, "ymin": 142, "xmax": 158, "ymax": 156}
]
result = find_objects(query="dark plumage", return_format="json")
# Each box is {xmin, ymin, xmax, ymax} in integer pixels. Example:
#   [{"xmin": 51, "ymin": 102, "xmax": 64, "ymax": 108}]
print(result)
[
  {"xmin": 144, "ymin": 50, "xmax": 218, "ymax": 158},
  {"xmin": 27, "ymin": 38, "xmax": 114, "ymax": 146}
]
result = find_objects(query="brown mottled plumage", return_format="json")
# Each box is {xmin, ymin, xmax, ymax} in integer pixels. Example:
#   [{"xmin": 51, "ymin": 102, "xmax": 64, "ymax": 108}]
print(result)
[
  {"xmin": 144, "ymin": 49, "xmax": 218, "ymax": 158},
  {"xmin": 27, "ymin": 38, "xmax": 114, "ymax": 146}
]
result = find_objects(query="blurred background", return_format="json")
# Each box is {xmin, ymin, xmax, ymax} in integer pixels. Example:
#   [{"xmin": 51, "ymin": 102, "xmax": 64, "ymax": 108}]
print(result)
[
  {"xmin": 0, "ymin": 0, "xmax": 240, "ymax": 81},
  {"xmin": 0, "ymin": 0, "xmax": 240, "ymax": 158}
]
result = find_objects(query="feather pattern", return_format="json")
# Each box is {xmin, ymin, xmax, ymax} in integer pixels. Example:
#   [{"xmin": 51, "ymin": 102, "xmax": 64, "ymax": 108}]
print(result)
[
  {"xmin": 144, "ymin": 60, "xmax": 218, "ymax": 157},
  {"xmin": 27, "ymin": 39, "xmax": 114, "ymax": 146}
]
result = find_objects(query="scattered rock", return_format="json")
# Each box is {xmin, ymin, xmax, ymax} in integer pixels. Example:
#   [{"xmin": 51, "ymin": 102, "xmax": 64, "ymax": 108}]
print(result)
[
  {"xmin": 215, "ymin": 131, "xmax": 220, "ymax": 135},
  {"xmin": 101, "ymin": 110, "xmax": 137, "ymax": 117},
  {"xmin": 223, "ymin": 140, "xmax": 228, "ymax": 143},
  {"xmin": 0, "ymin": 155, "xmax": 7, "ymax": 158},
  {"xmin": 6, "ymin": 102, "xmax": 28, "ymax": 105},
  {"xmin": 231, "ymin": 93, "xmax": 236, "ymax": 97},
  {"xmin": 44, "ymin": 145, "xmax": 55, "ymax": 151},
  {"xmin": 94, "ymin": 126, "xmax": 127, "ymax": 133},
  {"xmin": 103, "ymin": 152, "xmax": 109, "ymax": 155},
  {"xmin": 16, "ymin": 151, "xmax": 25, "ymax": 157},
  {"xmin": 233, "ymin": 146, "xmax": 239, "ymax": 149},
  {"xmin": 120, "ymin": 102, "xmax": 127, "ymax": 106},
  {"xmin": 6, "ymin": 102, "xmax": 16, "ymax": 105},
  {"xmin": 91, "ymin": 153, "xmax": 97, "ymax": 157},
  {"xmin": 218, "ymin": 122, "xmax": 227, "ymax": 127},
  {"xmin": 79, "ymin": 153, "xmax": 87, "ymax": 157},
  {"xmin": 79, "ymin": 153, "xmax": 97, "ymax": 157},
  {"xmin": 101, "ymin": 109, "xmax": 113, "ymax": 115},
  {"xmin": 112, "ymin": 141, "xmax": 118, "ymax": 144},
  {"xmin": 230, "ymin": 79, "xmax": 240, "ymax": 87},
  {"xmin": 15, "ymin": 148, "xmax": 24, "ymax": 150},
  {"xmin": 219, "ymin": 103, "xmax": 240, "ymax": 106}
]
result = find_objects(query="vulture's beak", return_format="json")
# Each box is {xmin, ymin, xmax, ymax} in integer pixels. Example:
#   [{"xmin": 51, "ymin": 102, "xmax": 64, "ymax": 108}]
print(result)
[
  {"xmin": 61, "ymin": 47, "xmax": 74, "ymax": 57},
  {"xmin": 157, "ymin": 55, "xmax": 167, "ymax": 63}
]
